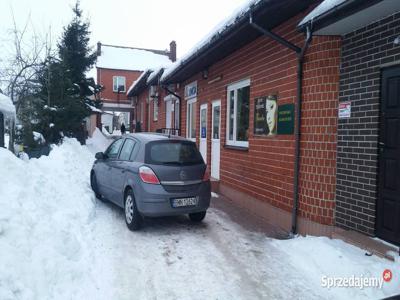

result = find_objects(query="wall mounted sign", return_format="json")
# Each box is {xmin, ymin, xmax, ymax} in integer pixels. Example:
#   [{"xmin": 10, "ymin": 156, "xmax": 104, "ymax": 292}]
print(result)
[
  {"xmin": 338, "ymin": 101, "xmax": 351, "ymax": 118},
  {"xmin": 277, "ymin": 104, "xmax": 294, "ymax": 135},
  {"xmin": 254, "ymin": 95, "xmax": 278, "ymax": 135},
  {"xmin": 184, "ymin": 81, "xmax": 197, "ymax": 99}
]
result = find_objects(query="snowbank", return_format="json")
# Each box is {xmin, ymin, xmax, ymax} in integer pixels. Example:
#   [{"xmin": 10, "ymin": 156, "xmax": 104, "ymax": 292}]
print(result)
[
  {"xmin": 0, "ymin": 93, "xmax": 15, "ymax": 118},
  {"xmin": 86, "ymin": 128, "xmax": 112, "ymax": 154},
  {"xmin": 0, "ymin": 139, "xmax": 101, "ymax": 299},
  {"xmin": 269, "ymin": 236, "xmax": 400, "ymax": 299}
]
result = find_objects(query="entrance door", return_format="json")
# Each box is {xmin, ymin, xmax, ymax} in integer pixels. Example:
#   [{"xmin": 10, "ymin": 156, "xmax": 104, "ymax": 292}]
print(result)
[
  {"xmin": 199, "ymin": 104, "xmax": 207, "ymax": 162},
  {"xmin": 377, "ymin": 66, "xmax": 400, "ymax": 245},
  {"xmin": 211, "ymin": 100, "xmax": 221, "ymax": 180},
  {"xmin": 166, "ymin": 100, "xmax": 172, "ymax": 128}
]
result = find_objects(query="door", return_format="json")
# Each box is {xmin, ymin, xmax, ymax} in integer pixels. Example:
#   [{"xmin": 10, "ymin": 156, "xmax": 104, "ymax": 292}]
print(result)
[
  {"xmin": 211, "ymin": 100, "xmax": 221, "ymax": 180},
  {"xmin": 96, "ymin": 138, "xmax": 124, "ymax": 200},
  {"xmin": 199, "ymin": 104, "xmax": 207, "ymax": 163},
  {"xmin": 109, "ymin": 138, "xmax": 137, "ymax": 206},
  {"xmin": 166, "ymin": 100, "xmax": 172, "ymax": 128},
  {"xmin": 377, "ymin": 66, "xmax": 400, "ymax": 245}
]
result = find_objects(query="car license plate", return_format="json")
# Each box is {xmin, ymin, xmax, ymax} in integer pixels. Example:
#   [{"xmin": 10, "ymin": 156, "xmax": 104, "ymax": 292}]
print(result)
[{"xmin": 171, "ymin": 197, "xmax": 198, "ymax": 208}]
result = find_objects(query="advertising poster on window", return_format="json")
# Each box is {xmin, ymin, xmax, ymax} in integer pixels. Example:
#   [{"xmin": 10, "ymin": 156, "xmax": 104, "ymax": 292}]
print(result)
[{"xmin": 254, "ymin": 95, "xmax": 278, "ymax": 135}]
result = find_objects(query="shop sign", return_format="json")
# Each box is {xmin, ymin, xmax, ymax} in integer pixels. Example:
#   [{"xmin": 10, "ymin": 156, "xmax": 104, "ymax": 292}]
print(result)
[{"xmin": 277, "ymin": 104, "xmax": 294, "ymax": 135}]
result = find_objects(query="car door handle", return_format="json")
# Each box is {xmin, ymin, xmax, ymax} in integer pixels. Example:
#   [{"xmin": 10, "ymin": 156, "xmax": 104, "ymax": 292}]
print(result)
[{"xmin": 379, "ymin": 142, "xmax": 385, "ymax": 146}]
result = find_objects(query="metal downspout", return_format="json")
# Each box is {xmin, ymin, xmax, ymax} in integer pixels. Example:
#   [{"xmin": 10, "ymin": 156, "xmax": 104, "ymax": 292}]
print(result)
[
  {"xmin": 292, "ymin": 26, "xmax": 312, "ymax": 235},
  {"xmin": 249, "ymin": 14, "xmax": 313, "ymax": 235}
]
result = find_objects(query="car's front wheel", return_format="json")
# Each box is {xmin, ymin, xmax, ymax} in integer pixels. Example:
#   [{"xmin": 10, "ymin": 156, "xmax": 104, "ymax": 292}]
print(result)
[
  {"xmin": 189, "ymin": 211, "xmax": 207, "ymax": 222},
  {"xmin": 124, "ymin": 189, "xmax": 142, "ymax": 231}
]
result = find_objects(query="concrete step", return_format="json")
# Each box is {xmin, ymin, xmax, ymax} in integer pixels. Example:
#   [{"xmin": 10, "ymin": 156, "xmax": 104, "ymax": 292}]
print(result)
[{"xmin": 332, "ymin": 228, "xmax": 399, "ymax": 261}]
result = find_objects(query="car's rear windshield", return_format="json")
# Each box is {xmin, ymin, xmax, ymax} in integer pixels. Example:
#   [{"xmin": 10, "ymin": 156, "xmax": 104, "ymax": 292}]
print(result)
[{"xmin": 145, "ymin": 140, "xmax": 204, "ymax": 166}]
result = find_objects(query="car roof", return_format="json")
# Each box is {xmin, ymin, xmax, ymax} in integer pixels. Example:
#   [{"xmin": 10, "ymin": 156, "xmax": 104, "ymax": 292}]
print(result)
[{"xmin": 125, "ymin": 132, "xmax": 190, "ymax": 143}]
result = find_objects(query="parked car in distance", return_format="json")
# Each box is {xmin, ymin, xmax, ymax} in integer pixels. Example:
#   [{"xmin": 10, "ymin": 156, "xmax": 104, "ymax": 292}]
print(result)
[{"xmin": 90, "ymin": 133, "xmax": 211, "ymax": 231}]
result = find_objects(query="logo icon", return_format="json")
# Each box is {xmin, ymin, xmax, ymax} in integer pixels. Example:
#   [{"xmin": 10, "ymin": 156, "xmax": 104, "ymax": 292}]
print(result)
[
  {"xmin": 383, "ymin": 269, "xmax": 392, "ymax": 282},
  {"xmin": 180, "ymin": 170, "xmax": 187, "ymax": 180}
]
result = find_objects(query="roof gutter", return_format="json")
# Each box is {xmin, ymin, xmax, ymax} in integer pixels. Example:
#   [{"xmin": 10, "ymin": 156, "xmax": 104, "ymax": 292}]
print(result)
[{"xmin": 249, "ymin": 13, "xmax": 313, "ymax": 235}]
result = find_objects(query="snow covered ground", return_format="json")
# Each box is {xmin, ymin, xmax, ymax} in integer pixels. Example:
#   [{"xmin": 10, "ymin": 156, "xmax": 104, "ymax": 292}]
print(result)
[{"xmin": 0, "ymin": 137, "xmax": 399, "ymax": 299}]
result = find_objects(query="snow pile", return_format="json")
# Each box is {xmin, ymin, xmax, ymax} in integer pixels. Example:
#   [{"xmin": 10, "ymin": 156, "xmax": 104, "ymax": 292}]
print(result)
[
  {"xmin": 97, "ymin": 45, "xmax": 171, "ymax": 71},
  {"xmin": 0, "ymin": 139, "xmax": 104, "ymax": 299},
  {"xmin": 299, "ymin": 0, "xmax": 347, "ymax": 26},
  {"xmin": 161, "ymin": 0, "xmax": 262, "ymax": 81},
  {"xmin": 86, "ymin": 128, "xmax": 112, "ymax": 154},
  {"xmin": 0, "ymin": 93, "xmax": 15, "ymax": 117},
  {"xmin": 33, "ymin": 131, "xmax": 45, "ymax": 144},
  {"xmin": 270, "ymin": 236, "xmax": 400, "ymax": 299}
]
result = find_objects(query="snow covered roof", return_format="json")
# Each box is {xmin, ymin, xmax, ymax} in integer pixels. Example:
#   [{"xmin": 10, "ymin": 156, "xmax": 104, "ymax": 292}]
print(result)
[
  {"xmin": 161, "ymin": 0, "xmax": 262, "ymax": 82},
  {"xmin": 96, "ymin": 44, "xmax": 172, "ymax": 72},
  {"xmin": 299, "ymin": 0, "xmax": 346, "ymax": 27},
  {"xmin": 161, "ymin": 0, "xmax": 315, "ymax": 83},
  {"xmin": 298, "ymin": 0, "xmax": 400, "ymax": 35},
  {"xmin": 0, "ymin": 93, "xmax": 16, "ymax": 118},
  {"xmin": 126, "ymin": 70, "xmax": 153, "ymax": 97},
  {"xmin": 87, "ymin": 104, "xmax": 103, "ymax": 114},
  {"xmin": 146, "ymin": 68, "xmax": 165, "ymax": 85}
]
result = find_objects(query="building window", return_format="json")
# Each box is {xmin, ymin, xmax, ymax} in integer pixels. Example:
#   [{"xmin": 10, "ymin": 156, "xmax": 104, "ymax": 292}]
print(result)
[
  {"xmin": 113, "ymin": 76, "xmax": 126, "ymax": 92},
  {"xmin": 186, "ymin": 98, "xmax": 196, "ymax": 140},
  {"xmin": 226, "ymin": 79, "xmax": 250, "ymax": 147},
  {"xmin": 153, "ymin": 99, "xmax": 158, "ymax": 121}
]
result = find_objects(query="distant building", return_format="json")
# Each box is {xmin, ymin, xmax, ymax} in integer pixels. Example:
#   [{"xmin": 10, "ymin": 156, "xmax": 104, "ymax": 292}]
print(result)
[{"xmin": 96, "ymin": 41, "xmax": 176, "ymax": 132}]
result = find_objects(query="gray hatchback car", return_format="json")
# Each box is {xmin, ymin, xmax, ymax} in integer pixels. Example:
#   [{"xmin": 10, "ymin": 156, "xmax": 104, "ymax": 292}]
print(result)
[{"xmin": 90, "ymin": 133, "xmax": 211, "ymax": 231}]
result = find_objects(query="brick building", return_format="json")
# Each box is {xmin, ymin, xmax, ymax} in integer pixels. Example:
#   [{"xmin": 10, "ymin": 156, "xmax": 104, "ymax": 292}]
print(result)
[
  {"xmin": 124, "ymin": 0, "xmax": 400, "ymax": 245},
  {"xmin": 96, "ymin": 42, "xmax": 176, "ymax": 132},
  {"xmin": 299, "ymin": 0, "xmax": 400, "ymax": 245}
]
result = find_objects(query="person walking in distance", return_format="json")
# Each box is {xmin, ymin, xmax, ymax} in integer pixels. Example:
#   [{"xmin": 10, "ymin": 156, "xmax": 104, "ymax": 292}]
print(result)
[{"xmin": 120, "ymin": 123, "xmax": 126, "ymax": 135}]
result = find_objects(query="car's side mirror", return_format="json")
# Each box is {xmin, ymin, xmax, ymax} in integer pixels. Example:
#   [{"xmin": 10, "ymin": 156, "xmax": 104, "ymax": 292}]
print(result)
[{"xmin": 95, "ymin": 152, "xmax": 107, "ymax": 160}]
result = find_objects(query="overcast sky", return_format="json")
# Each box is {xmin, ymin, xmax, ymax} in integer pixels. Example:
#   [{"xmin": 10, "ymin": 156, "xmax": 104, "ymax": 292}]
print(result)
[{"xmin": 0, "ymin": 0, "xmax": 248, "ymax": 63}]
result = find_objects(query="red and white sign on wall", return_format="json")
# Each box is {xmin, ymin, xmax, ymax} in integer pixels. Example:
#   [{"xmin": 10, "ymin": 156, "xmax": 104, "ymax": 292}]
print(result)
[{"xmin": 339, "ymin": 101, "xmax": 351, "ymax": 119}]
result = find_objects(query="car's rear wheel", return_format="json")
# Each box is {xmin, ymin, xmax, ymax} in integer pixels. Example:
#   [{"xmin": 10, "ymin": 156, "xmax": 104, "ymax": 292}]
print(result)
[
  {"xmin": 124, "ymin": 189, "xmax": 142, "ymax": 231},
  {"xmin": 90, "ymin": 172, "xmax": 102, "ymax": 200},
  {"xmin": 189, "ymin": 211, "xmax": 207, "ymax": 222}
]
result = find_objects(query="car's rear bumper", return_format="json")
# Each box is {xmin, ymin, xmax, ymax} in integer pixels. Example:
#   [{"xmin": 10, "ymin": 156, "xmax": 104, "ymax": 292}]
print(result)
[{"xmin": 135, "ymin": 181, "xmax": 211, "ymax": 217}]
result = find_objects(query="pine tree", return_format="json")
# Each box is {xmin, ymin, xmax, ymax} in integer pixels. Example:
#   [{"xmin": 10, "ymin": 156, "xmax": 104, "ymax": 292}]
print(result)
[{"xmin": 35, "ymin": 1, "xmax": 101, "ymax": 144}]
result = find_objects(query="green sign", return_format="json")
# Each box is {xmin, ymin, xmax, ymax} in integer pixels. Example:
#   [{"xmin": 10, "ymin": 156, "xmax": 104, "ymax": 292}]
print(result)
[{"xmin": 277, "ymin": 104, "xmax": 294, "ymax": 135}]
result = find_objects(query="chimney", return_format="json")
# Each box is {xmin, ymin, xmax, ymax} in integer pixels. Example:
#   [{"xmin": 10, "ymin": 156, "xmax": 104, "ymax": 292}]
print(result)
[
  {"xmin": 97, "ymin": 42, "xmax": 102, "ymax": 56},
  {"xmin": 169, "ymin": 41, "xmax": 177, "ymax": 62}
]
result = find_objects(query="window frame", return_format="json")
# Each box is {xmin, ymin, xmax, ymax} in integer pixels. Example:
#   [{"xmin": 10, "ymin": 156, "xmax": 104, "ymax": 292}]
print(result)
[
  {"xmin": 104, "ymin": 138, "xmax": 124, "ymax": 159},
  {"xmin": 226, "ymin": 78, "xmax": 250, "ymax": 148},
  {"xmin": 118, "ymin": 138, "xmax": 137, "ymax": 161},
  {"xmin": 186, "ymin": 98, "xmax": 197, "ymax": 142},
  {"xmin": 113, "ymin": 76, "xmax": 126, "ymax": 93}
]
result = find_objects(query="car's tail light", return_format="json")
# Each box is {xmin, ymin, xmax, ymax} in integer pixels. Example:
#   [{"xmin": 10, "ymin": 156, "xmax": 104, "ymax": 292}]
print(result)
[
  {"xmin": 139, "ymin": 166, "xmax": 160, "ymax": 184},
  {"xmin": 203, "ymin": 168, "xmax": 210, "ymax": 181}
]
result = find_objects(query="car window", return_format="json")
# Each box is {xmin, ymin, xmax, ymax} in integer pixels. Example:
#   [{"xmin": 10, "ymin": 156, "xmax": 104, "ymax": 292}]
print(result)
[
  {"xmin": 105, "ymin": 139, "xmax": 124, "ymax": 159},
  {"xmin": 119, "ymin": 139, "xmax": 136, "ymax": 161},
  {"xmin": 145, "ymin": 140, "xmax": 204, "ymax": 165}
]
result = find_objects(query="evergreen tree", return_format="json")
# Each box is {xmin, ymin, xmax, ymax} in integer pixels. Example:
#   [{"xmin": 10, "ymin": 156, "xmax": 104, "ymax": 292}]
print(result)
[{"xmin": 35, "ymin": 1, "xmax": 102, "ymax": 144}]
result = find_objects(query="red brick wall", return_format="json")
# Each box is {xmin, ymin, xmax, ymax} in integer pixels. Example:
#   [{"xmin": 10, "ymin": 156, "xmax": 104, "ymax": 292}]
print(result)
[
  {"xmin": 97, "ymin": 68, "xmax": 142, "ymax": 103},
  {"xmin": 177, "ymin": 12, "xmax": 340, "ymax": 226}
]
